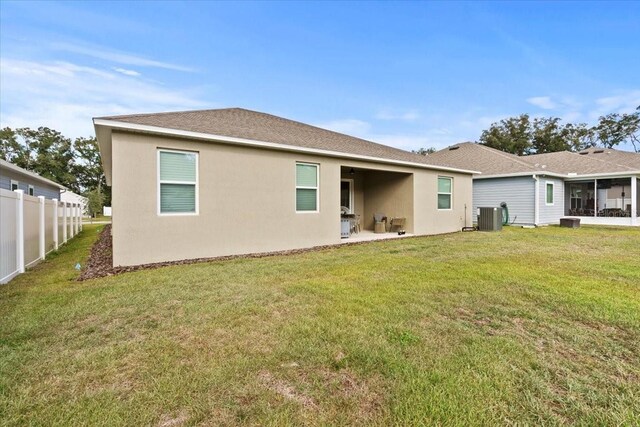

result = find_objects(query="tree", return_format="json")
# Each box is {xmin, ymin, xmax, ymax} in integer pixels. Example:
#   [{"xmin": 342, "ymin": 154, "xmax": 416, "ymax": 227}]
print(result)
[
  {"xmin": 595, "ymin": 107, "xmax": 640, "ymax": 152},
  {"xmin": 0, "ymin": 127, "xmax": 77, "ymax": 190},
  {"xmin": 562, "ymin": 122, "xmax": 596, "ymax": 152},
  {"xmin": 531, "ymin": 117, "xmax": 570, "ymax": 154},
  {"xmin": 85, "ymin": 188, "xmax": 105, "ymax": 218},
  {"xmin": 479, "ymin": 114, "xmax": 533, "ymax": 155},
  {"xmin": 412, "ymin": 147, "xmax": 436, "ymax": 155}
]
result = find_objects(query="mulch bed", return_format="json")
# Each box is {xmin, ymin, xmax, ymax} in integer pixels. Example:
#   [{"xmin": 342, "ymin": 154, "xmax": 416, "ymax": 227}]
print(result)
[{"xmin": 78, "ymin": 224, "xmax": 426, "ymax": 281}]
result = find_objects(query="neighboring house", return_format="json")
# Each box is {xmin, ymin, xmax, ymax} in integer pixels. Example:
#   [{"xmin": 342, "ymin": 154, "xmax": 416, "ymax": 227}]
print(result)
[
  {"xmin": 61, "ymin": 191, "xmax": 89, "ymax": 217},
  {"xmin": 0, "ymin": 159, "xmax": 65, "ymax": 199},
  {"xmin": 94, "ymin": 108, "xmax": 476, "ymax": 267},
  {"xmin": 427, "ymin": 143, "xmax": 640, "ymax": 227}
]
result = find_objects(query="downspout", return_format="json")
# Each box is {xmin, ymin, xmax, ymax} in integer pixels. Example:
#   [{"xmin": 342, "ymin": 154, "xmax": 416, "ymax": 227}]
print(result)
[{"xmin": 533, "ymin": 174, "xmax": 540, "ymax": 226}]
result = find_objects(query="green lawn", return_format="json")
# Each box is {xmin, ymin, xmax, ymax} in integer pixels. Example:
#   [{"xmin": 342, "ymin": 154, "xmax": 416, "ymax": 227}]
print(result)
[{"xmin": 1, "ymin": 225, "xmax": 639, "ymax": 426}]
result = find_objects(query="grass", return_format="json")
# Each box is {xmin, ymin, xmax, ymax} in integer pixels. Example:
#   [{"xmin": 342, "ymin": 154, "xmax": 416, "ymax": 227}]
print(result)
[{"xmin": 1, "ymin": 225, "xmax": 639, "ymax": 426}]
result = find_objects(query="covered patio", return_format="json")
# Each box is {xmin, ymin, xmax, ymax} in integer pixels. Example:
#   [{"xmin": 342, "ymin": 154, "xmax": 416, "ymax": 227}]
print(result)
[
  {"xmin": 339, "ymin": 165, "xmax": 414, "ymax": 239},
  {"xmin": 564, "ymin": 175, "xmax": 639, "ymax": 226}
]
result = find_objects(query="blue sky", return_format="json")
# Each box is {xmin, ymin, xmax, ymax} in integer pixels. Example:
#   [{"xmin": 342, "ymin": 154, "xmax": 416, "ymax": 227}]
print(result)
[{"xmin": 1, "ymin": 1, "xmax": 639, "ymax": 151}]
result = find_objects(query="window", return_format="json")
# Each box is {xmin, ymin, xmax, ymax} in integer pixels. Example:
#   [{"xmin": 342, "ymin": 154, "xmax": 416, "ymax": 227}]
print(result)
[
  {"xmin": 296, "ymin": 163, "xmax": 318, "ymax": 212},
  {"xmin": 437, "ymin": 177, "xmax": 452, "ymax": 210},
  {"xmin": 546, "ymin": 182, "xmax": 554, "ymax": 205},
  {"xmin": 28, "ymin": 185, "xmax": 34, "ymax": 196},
  {"xmin": 158, "ymin": 149, "xmax": 198, "ymax": 214},
  {"xmin": 10, "ymin": 180, "xmax": 18, "ymax": 191}
]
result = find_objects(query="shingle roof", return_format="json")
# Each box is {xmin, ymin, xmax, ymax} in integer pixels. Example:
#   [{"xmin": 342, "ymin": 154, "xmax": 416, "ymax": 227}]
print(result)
[
  {"xmin": 427, "ymin": 142, "xmax": 640, "ymax": 177},
  {"xmin": 577, "ymin": 147, "xmax": 640, "ymax": 169},
  {"xmin": 97, "ymin": 108, "xmax": 445, "ymax": 168},
  {"xmin": 424, "ymin": 142, "xmax": 541, "ymax": 175},
  {"xmin": 520, "ymin": 150, "xmax": 639, "ymax": 175}
]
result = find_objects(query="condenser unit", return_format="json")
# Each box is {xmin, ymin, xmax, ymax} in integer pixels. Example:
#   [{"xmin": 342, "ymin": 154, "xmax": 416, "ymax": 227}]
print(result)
[{"xmin": 477, "ymin": 207, "xmax": 503, "ymax": 231}]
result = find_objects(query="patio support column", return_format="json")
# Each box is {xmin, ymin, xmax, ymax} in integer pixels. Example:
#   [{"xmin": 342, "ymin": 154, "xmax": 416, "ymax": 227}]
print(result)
[
  {"xmin": 594, "ymin": 179, "xmax": 598, "ymax": 216},
  {"xmin": 631, "ymin": 177, "xmax": 637, "ymax": 226}
]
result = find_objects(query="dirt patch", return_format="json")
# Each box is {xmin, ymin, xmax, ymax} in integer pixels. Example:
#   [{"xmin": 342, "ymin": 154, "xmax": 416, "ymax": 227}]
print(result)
[
  {"xmin": 258, "ymin": 371, "xmax": 317, "ymax": 409},
  {"xmin": 157, "ymin": 410, "xmax": 189, "ymax": 427},
  {"xmin": 79, "ymin": 225, "xmax": 431, "ymax": 281}
]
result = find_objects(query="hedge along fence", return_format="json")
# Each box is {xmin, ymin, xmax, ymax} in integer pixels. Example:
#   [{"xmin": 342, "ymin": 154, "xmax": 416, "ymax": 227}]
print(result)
[{"xmin": 0, "ymin": 189, "xmax": 82, "ymax": 284}]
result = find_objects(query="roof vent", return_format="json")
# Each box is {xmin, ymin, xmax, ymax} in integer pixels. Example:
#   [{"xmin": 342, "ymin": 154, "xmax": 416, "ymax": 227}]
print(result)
[
  {"xmin": 449, "ymin": 146, "xmax": 460, "ymax": 151},
  {"xmin": 579, "ymin": 152, "xmax": 588, "ymax": 155},
  {"xmin": 593, "ymin": 150, "xmax": 604, "ymax": 154}
]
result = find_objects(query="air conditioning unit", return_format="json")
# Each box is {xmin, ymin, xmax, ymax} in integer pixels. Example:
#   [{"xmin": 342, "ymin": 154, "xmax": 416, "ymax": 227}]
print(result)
[{"xmin": 477, "ymin": 207, "xmax": 503, "ymax": 231}]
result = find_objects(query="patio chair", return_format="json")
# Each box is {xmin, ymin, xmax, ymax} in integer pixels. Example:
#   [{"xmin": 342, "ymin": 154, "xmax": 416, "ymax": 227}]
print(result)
[
  {"xmin": 350, "ymin": 214, "xmax": 361, "ymax": 234},
  {"xmin": 373, "ymin": 213, "xmax": 386, "ymax": 233},
  {"xmin": 389, "ymin": 217, "xmax": 406, "ymax": 233}
]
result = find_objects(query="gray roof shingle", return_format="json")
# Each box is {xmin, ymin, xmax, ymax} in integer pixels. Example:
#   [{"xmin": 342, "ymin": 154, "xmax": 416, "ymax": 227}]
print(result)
[
  {"xmin": 427, "ymin": 142, "xmax": 640, "ymax": 177},
  {"xmin": 97, "ymin": 108, "xmax": 449, "ymax": 168}
]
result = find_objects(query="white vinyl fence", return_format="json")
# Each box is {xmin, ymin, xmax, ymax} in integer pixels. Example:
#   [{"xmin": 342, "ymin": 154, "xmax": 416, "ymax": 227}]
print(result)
[{"xmin": 1, "ymin": 189, "xmax": 82, "ymax": 284}]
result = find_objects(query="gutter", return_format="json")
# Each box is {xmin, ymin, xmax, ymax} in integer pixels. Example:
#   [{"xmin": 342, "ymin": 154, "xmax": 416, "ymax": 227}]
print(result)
[{"xmin": 93, "ymin": 119, "xmax": 480, "ymax": 176}]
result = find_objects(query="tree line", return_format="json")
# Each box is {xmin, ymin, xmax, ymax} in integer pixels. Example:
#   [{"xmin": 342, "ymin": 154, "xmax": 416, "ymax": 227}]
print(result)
[
  {"xmin": 478, "ymin": 107, "xmax": 640, "ymax": 156},
  {"xmin": 412, "ymin": 107, "xmax": 639, "ymax": 156},
  {"xmin": 0, "ymin": 127, "xmax": 109, "ymax": 216}
]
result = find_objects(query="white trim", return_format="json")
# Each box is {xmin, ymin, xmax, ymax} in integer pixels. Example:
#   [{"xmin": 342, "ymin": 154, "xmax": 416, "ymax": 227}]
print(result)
[
  {"xmin": 565, "ymin": 171, "xmax": 640, "ymax": 180},
  {"xmin": 340, "ymin": 178, "xmax": 354, "ymax": 214},
  {"xmin": 94, "ymin": 119, "xmax": 478, "ymax": 175},
  {"xmin": 10, "ymin": 179, "xmax": 19, "ymax": 191},
  {"xmin": 437, "ymin": 176, "xmax": 453, "ymax": 211},
  {"xmin": 474, "ymin": 171, "xmax": 567, "ymax": 180},
  {"xmin": 545, "ymin": 181, "xmax": 555, "ymax": 206},
  {"xmin": 157, "ymin": 149, "xmax": 199, "ymax": 216},
  {"xmin": 296, "ymin": 162, "xmax": 320, "ymax": 213}
]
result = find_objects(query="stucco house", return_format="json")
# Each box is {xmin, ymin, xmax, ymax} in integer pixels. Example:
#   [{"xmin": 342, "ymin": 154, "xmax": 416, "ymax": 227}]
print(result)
[
  {"xmin": 0, "ymin": 159, "xmax": 65, "ymax": 199},
  {"xmin": 426, "ymin": 143, "xmax": 640, "ymax": 227},
  {"xmin": 94, "ymin": 108, "xmax": 476, "ymax": 267}
]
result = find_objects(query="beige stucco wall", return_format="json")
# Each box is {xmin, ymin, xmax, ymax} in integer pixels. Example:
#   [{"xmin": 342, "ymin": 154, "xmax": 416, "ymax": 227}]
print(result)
[
  {"xmin": 363, "ymin": 171, "xmax": 414, "ymax": 231},
  {"xmin": 111, "ymin": 131, "xmax": 473, "ymax": 266}
]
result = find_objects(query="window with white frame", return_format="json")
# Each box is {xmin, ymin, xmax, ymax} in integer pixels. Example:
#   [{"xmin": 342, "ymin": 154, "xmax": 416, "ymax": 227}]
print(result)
[
  {"xmin": 158, "ymin": 149, "xmax": 198, "ymax": 214},
  {"xmin": 546, "ymin": 182, "xmax": 554, "ymax": 205},
  {"xmin": 10, "ymin": 180, "xmax": 18, "ymax": 191},
  {"xmin": 28, "ymin": 185, "xmax": 34, "ymax": 196},
  {"xmin": 437, "ymin": 176, "xmax": 452, "ymax": 210},
  {"xmin": 296, "ymin": 162, "xmax": 319, "ymax": 212}
]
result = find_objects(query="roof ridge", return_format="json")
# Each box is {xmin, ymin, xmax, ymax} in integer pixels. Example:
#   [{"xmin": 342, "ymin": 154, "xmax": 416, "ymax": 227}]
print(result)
[{"xmin": 96, "ymin": 107, "xmax": 250, "ymax": 121}]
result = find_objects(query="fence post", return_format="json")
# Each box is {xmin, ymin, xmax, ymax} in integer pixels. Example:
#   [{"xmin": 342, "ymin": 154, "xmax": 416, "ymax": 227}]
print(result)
[
  {"xmin": 75, "ymin": 203, "xmax": 80, "ymax": 235},
  {"xmin": 53, "ymin": 199, "xmax": 59, "ymax": 250},
  {"xmin": 38, "ymin": 196, "xmax": 45, "ymax": 260},
  {"xmin": 62, "ymin": 201, "xmax": 68, "ymax": 244},
  {"xmin": 70, "ymin": 204, "xmax": 74, "ymax": 238},
  {"xmin": 15, "ymin": 190, "xmax": 25, "ymax": 274}
]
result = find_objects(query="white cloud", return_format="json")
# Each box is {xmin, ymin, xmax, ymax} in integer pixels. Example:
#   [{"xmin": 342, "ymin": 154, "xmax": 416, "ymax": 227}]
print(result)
[
  {"xmin": 0, "ymin": 58, "xmax": 206, "ymax": 137},
  {"xmin": 590, "ymin": 90, "xmax": 640, "ymax": 119},
  {"xmin": 375, "ymin": 109, "xmax": 421, "ymax": 121},
  {"xmin": 113, "ymin": 67, "xmax": 141, "ymax": 77},
  {"xmin": 526, "ymin": 96, "xmax": 557, "ymax": 110},
  {"xmin": 50, "ymin": 42, "xmax": 195, "ymax": 72}
]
